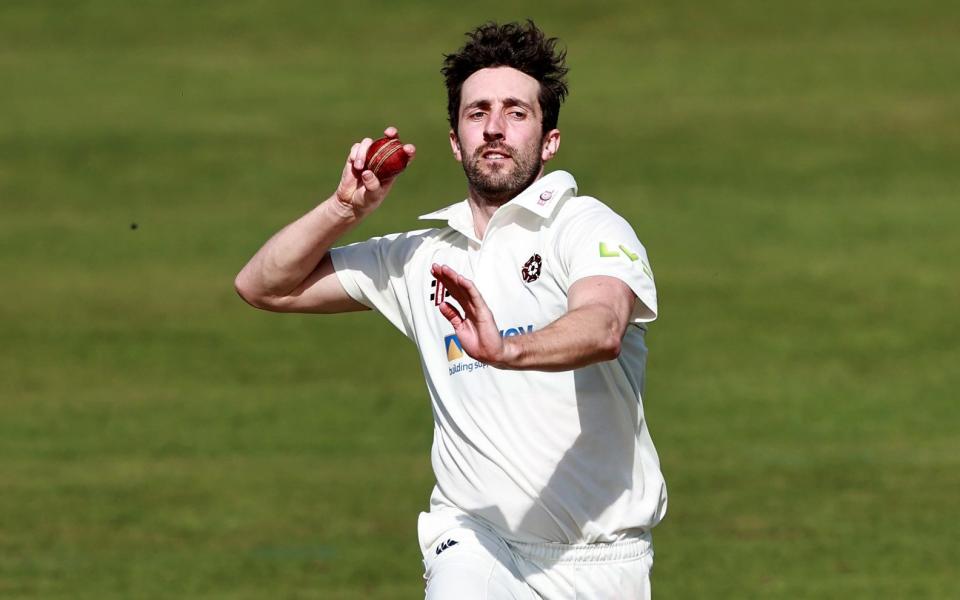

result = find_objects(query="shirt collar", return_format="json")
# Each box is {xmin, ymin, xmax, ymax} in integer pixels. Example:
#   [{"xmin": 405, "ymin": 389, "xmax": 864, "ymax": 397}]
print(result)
[{"xmin": 418, "ymin": 170, "xmax": 578, "ymax": 239}]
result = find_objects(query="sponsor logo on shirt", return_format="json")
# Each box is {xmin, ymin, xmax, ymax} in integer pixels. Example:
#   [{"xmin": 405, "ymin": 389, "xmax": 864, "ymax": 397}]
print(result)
[
  {"xmin": 444, "ymin": 333, "xmax": 464, "ymax": 361},
  {"xmin": 444, "ymin": 324, "xmax": 534, "ymax": 375},
  {"xmin": 599, "ymin": 242, "xmax": 653, "ymax": 278},
  {"xmin": 435, "ymin": 538, "xmax": 459, "ymax": 555},
  {"xmin": 429, "ymin": 278, "xmax": 452, "ymax": 306}
]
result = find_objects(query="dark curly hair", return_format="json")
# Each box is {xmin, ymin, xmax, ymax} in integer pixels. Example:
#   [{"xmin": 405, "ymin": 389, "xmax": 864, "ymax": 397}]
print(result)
[{"xmin": 441, "ymin": 20, "xmax": 569, "ymax": 136}]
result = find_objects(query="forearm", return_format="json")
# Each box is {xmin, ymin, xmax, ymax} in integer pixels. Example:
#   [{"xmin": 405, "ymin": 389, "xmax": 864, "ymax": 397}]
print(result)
[
  {"xmin": 236, "ymin": 195, "xmax": 358, "ymax": 300},
  {"xmin": 496, "ymin": 303, "xmax": 624, "ymax": 371}
]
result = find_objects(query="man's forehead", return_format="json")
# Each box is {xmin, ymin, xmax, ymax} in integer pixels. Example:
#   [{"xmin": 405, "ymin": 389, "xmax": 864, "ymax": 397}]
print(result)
[{"xmin": 460, "ymin": 67, "xmax": 541, "ymax": 110}]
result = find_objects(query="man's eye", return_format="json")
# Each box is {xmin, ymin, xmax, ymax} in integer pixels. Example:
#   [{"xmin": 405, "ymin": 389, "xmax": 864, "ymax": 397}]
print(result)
[{"xmin": 468, "ymin": 111, "xmax": 486, "ymax": 120}]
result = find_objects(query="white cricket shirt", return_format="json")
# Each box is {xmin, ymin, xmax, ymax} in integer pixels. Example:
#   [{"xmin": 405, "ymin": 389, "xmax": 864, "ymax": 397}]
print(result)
[{"xmin": 330, "ymin": 170, "xmax": 667, "ymax": 544}]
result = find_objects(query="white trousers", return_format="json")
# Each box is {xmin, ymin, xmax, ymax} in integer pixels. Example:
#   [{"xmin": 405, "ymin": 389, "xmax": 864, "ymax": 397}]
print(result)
[{"xmin": 419, "ymin": 509, "xmax": 654, "ymax": 600}]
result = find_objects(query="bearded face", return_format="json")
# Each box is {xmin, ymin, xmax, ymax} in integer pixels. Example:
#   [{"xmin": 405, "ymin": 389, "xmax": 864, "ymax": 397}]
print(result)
[
  {"xmin": 451, "ymin": 67, "xmax": 560, "ymax": 204},
  {"xmin": 459, "ymin": 138, "xmax": 543, "ymax": 203}
]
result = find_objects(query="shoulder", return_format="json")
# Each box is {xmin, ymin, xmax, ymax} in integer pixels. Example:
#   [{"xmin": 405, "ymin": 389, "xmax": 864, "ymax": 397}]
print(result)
[
  {"xmin": 331, "ymin": 227, "xmax": 442, "ymax": 269},
  {"xmin": 391, "ymin": 226, "xmax": 462, "ymax": 257},
  {"xmin": 550, "ymin": 194, "xmax": 632, "ymax": 235},
  {"xmin": 341, "ymin": 227, "xmax": 446, "ymax": 251},
  {"xmin": 370, "ymin": 227, "xmax": 439, "ymax": 243},
  {"xmin": 339, "ymin": 226, "xmax": 467, "ymax": 270}
]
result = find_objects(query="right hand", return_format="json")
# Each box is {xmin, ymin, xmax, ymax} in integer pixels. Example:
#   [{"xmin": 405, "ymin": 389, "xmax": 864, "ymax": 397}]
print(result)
[{"xmin": 334, "ymin": 126, "xmax": 416, "ymax": 219}]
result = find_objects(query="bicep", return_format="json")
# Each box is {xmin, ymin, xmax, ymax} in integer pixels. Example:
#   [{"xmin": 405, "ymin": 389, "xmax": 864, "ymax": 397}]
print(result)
[
  {"xmin": 258, "ymin": 253, "xmax": 370, "ymax": 314},
  {"xmin": 568, "ymin": 275, "xmax": 636, "ymax": 334}
]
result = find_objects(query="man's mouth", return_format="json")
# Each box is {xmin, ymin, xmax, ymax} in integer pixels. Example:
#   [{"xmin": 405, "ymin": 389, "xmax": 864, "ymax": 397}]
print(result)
[{"xmin": 481, "ymin": 148, "xmax": 512, "ymax": 161}]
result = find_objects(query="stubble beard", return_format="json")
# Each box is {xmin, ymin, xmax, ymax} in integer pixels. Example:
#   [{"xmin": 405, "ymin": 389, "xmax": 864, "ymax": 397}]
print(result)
[{"xmin": 461, "ymin": 140, "xmax": 543, "ymax": 205}]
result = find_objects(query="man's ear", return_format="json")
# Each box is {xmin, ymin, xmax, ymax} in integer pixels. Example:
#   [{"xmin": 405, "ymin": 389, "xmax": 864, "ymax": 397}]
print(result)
[
  {"xmin": 449, "ymin": 129, "xmax": 462, "ymax": 163},
  {"xmin": 541, "ymin": 129, "xmax": 561, "ymax": 162}
]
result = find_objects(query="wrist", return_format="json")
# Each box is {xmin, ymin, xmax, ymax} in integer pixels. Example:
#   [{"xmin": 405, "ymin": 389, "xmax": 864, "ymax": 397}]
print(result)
[
  {"xmin": 326, "ymin": 194, "xmax": 363, "ymax": 223},
  {"xmin": 495, "ymin": 337, "xmax": 523, "ymax": 370}
]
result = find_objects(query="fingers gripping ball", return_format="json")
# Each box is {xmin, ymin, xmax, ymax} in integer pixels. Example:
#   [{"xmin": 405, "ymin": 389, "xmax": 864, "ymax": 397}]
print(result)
[{"xmin": 364, "ymin": 137, "xmax": 409, "ymax": 181}]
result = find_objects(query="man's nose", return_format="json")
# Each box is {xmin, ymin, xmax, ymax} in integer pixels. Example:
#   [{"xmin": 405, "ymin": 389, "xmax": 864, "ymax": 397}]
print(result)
[{"xmin": 483, "ymin": 112, "xmax": 505, "ymax": 141}]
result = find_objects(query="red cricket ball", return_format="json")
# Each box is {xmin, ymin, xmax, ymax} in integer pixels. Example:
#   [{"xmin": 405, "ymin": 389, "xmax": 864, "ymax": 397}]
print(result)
[{"xmin": 364, "ymin": 137, "xmax": 409, "ymax": 181}]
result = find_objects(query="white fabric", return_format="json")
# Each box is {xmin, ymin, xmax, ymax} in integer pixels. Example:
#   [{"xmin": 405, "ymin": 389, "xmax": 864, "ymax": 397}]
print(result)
[
  {"xmin": 419, "ymin": 507, "xmax": 653, "ymax": 599},
  {"xmin": 331, "ymin": 170, "xmax": 667, "ymax": 545}
]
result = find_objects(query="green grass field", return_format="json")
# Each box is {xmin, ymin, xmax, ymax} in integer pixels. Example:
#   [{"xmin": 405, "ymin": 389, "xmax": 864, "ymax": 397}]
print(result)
[{"xmin": 2, "ymin": 1, "xmax": 958, "ymax": 597}]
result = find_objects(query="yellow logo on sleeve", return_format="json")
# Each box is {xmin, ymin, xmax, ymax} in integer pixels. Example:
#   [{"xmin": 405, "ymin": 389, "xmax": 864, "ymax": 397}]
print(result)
[{"xmin": 599, "ymin": 242, "xmax": 653, "ymax": 278}]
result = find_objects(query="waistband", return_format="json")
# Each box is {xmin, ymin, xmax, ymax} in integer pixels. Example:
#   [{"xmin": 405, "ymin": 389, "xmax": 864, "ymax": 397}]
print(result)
[{"xmin": 508, "ymin": 532, "xmax": 652, "ymax": 564}]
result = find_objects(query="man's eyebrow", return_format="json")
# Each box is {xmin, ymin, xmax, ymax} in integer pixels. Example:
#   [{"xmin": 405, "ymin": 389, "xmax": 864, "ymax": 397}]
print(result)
[
  {"xmin": 461, "ymin": 97, "xmax": 537, "ymax": 112},
  {"xmin": 462, "ymin": 99, "xmax": 491, "ymax": 111},
  {"xmin": 503, "ymin": 97, "xmax": 535, "ymax": 111}
]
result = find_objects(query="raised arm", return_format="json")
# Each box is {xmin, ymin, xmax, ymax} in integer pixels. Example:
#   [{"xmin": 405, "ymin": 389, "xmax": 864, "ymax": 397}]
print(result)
[
  {"xmin": 234, "ymin": 128, "xmax": 415, "ymax": 313},
  {"xmin": 431, "ymin": 264, "xmax": 635, "ymax": 371}
]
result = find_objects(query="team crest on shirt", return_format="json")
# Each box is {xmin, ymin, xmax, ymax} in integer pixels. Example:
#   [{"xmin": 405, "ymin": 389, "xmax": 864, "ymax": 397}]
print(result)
[{"xmin": 521, "ymin": 254, "xmax": 542, "ymax": 283}]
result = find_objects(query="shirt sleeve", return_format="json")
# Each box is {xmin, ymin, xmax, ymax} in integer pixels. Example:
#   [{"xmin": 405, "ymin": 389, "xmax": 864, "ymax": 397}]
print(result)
[
  {"xmin": 554, "ymin": 198, "xmax": 658, "ymax": 323},
  {"xmin": 329, "ymin": 230, "xmax": 431, "ymax": 338}
]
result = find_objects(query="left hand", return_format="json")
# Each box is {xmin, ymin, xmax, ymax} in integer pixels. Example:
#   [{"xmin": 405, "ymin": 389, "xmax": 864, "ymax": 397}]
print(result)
[{"xmin": 431, "ymin": 264, "xmax": 511, "ymax": 366}]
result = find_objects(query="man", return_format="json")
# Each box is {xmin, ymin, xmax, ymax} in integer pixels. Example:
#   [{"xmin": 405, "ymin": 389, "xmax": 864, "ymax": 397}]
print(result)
[{"xmin": 236, "ymin": 21, "xmax": 667, "ymax": 599}]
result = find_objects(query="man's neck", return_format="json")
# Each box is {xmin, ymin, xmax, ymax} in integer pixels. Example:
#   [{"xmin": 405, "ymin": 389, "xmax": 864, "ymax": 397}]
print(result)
[
  {"xmin": 466, "ymin": 192, "xmax": 508, "ymax": 240},
  {"xmin": 466, "ymin": 170, "xmax": 545, "ymax": 240}
]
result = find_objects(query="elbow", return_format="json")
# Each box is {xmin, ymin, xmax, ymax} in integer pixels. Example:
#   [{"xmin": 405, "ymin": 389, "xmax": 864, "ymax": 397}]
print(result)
[
  {"xmin": 598, "ymin": 333, "xmax": 622, "ymax": 362},
  {"xmin": 234, "ymin": 272, "xmax": 272, "ymax": 310},
  {"xmin": 233, "ymin": 273, "xmax": 258, "ymax": 307},
  {"xmin": 596, "ymin": 309, "xmax": 625, "ymax": 361}
]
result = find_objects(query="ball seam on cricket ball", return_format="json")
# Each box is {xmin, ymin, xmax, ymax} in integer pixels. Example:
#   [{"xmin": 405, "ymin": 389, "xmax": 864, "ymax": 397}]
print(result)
[{"xmin": 364, "ymin": 137, "xmax": 409, "ymax": 180}]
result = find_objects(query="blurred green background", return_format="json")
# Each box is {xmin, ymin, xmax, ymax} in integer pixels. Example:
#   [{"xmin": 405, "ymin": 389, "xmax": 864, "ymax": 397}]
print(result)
[{"xmin": 2, "ymin": 1, "xmax": 958, "ymax": 597}]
